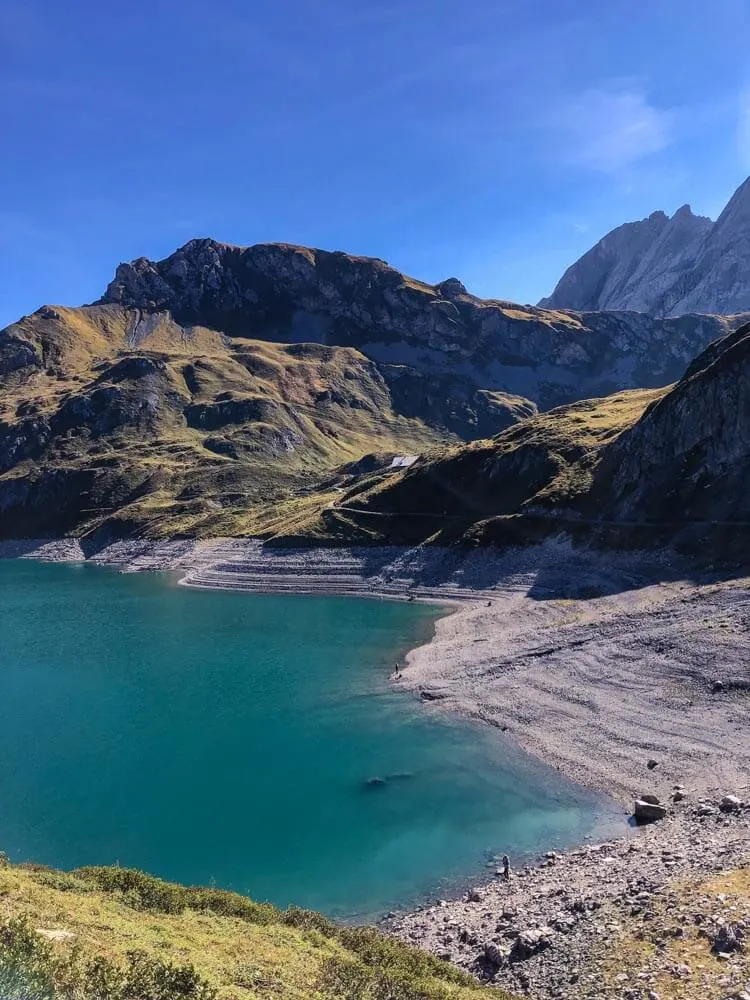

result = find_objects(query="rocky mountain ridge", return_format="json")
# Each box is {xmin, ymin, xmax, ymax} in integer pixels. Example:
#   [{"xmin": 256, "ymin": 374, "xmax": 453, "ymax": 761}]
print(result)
[
  {"xmin": 100, "ymin": 238, "xmax": 741, "ymax": 410},
  {"xmin": 541, "ymin": 177, "xmax": 750, "ymax": 317},
  {"xmin": 591, "ymin": 320, "xmax": 750, "ymax": 524},
  {"xmin": 0, "ymin": 238, "xmax": 746, "ymax": 542}
]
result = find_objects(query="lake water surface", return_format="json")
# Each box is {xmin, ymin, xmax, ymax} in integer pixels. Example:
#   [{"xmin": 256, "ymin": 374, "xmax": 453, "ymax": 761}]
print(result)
[{"xmin": 0, "ymin": 560, "xmax": 624, "ymax": 919}]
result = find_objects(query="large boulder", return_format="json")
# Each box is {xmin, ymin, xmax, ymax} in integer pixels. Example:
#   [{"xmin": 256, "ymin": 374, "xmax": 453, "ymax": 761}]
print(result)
[
  {"xmin": 720, "ymin": 794, "xmax": 743, "ymax": 813},
  {"xmin": 483, "ymin": 941, "xmax": 506, "ymax": 967},
  {"xmin": 634, "ymin": 796, "xmax": 668, "ymax": 823},
  {"xmin": 508, "ymin": 927, "xmax": 553, "ymax": 963}
]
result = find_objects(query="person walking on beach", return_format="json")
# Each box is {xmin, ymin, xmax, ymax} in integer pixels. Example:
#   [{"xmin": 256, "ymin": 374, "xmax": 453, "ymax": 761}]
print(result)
[{"xmin": 501, "ymin": 855, "xmax": 510, "ymax": 880}]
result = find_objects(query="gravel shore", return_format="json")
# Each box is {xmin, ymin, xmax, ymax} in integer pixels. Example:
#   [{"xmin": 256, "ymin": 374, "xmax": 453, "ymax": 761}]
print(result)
[
  {"xmin": 3, "ymin": 536, "xmax": 748, "ymax": 996},
  {"xmin": 385, "ymin": 801, "xmax": 750, "ymax": 998}
]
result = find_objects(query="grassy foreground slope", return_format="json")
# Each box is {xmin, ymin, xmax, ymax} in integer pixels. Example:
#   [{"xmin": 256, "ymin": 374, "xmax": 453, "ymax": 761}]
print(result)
[{"xmin": 0, "ymin": 859, "xmax": 509, "ymax": 1000}]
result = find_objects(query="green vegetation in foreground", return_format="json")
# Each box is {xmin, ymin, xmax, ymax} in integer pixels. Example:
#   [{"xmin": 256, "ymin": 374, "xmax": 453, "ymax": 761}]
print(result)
[{"xmin": 0, "ymin": 858, "xmax": 513, "ymax": 1000}]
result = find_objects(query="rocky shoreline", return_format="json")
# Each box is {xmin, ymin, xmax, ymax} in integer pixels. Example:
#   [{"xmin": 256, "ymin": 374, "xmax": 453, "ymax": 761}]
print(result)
[
  {"xmin": 384, "ymin": 797, "xmax": 749, "ymax": 998},
  {"xmin": 2, "ymin": 536, "xmax": 748, "ymax": 997}
]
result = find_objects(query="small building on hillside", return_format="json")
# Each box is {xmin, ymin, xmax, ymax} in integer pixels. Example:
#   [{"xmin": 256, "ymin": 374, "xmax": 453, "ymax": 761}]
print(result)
[{"xmin": 389, "ymin": 455, "xmax": 419, "ymax": 469}]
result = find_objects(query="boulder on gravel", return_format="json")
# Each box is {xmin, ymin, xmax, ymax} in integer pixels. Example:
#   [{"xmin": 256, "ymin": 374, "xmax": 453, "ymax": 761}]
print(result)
[
  {"xmin": 509, "ymin": 927, "xmax": 553, "ymax": 962},
  {"xmin": 720, "ymin": 794, "xmax": 743, "ymax": 812},
  {"xmin": 483, "ymin": 941, "xmax": 506, "ymax": 967},
  {"xmin": 711, "ymin": 921, "xmax": 745, "ymax": 954},
  {"xmin": 634, "ymin": 797, "xmax": 668, "ymax": 822},
  {"xmin": 695, "ymin": 803, "xmax": 718, "ymax": 816}
]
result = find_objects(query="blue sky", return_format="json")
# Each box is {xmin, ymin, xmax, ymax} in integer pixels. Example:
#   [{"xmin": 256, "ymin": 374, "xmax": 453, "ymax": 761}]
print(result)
[{"xmin": 2, "ymin": 0, "xmax": 750, "ymax": 328}]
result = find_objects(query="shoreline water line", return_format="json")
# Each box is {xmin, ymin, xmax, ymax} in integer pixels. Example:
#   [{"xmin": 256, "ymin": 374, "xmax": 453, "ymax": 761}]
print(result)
[
  {"xmin": 2, "ymin": 550, "xmax": 749, "ymax": 798},
  {"xmin": 2, "ymin": 536, "xmax": 749, "ymax": 808}
]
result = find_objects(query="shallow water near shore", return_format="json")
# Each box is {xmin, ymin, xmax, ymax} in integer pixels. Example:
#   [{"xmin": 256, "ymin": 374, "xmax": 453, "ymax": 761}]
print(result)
[{"xmin": 0, "ymin": 559, "xmax": 625, "ymax": 919}]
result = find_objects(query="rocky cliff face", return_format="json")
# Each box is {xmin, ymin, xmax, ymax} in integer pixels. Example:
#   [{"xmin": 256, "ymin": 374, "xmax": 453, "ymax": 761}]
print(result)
[
  {"xmin": 591, "ymin": 321, "xmax": 750, "ymax": 523},
  {"xmin": 540, "ymin": 177, "xmax": 750, "ymax": 317},
  {"xmin": 100, "ymin": 238, "xmax": 741, "ymax": 410}
]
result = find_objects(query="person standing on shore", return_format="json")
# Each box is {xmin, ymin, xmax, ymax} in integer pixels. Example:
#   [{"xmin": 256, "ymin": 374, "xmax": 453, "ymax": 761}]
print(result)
[{"xmin": 501, "ymin": 855, "xmax": 510, "ymax": 880}]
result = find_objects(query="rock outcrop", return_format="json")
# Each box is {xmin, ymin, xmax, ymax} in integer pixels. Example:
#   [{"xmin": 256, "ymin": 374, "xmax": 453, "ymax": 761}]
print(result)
[
  {"xmin": 331, "ymin": 319, "xmax": 750, "ymax": 553},
  {"xmin": 634, "ymin": 796, "xmax": 668, "ymax": 823},
  {"xmin": 591, "ymin": 321, "xmax": 750, "ymax": 524},
  {"xmin": 540, "ymin": 177, "xmax": 750, "ymax": 317}
]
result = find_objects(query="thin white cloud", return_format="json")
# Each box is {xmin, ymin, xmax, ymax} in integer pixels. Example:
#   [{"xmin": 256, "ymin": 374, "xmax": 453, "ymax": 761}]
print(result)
[
  {"xmin": 547, "ymin": 85, "xmax": 673, "ymax": 174},
  {"xmin": 738, "ymin": 86, "xmax": 750, "ymax": 170}
]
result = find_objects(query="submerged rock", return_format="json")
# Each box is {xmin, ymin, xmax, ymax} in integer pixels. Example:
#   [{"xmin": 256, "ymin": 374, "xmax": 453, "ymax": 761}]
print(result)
[{"xmin": 363, "ymin": 777, "xmax": 387, "ymax": 790}]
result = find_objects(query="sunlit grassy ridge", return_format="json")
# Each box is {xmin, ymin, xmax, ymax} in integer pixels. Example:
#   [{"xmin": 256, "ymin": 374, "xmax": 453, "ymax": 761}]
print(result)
[
  {"xmin": 273, "ymin": 387, "xmax": 667, "ymax": 546},
  {"xmin": 0, "ymin": 859, "xmax": 512, "ymax": 1000}
]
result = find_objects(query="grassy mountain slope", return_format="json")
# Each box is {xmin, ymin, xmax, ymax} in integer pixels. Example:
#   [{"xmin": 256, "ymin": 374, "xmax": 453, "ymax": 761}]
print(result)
[
  {"xmin": 0, "ymin": 859, "xmax": 508, "ymax": 1000},
  {"xmin": 0, "ymin": 304, "xmax": 531, "ymax": 539},
  {"xmin": 2, "ymin": 240, "xmax": 746, "ymax": 545},
  {"xmin": 300, "ymin": 321, "xmax": 750, "ymax": 553},
  {"xmin": 282, "ymin": 387, "xmax": 665, "ymax": 546}
]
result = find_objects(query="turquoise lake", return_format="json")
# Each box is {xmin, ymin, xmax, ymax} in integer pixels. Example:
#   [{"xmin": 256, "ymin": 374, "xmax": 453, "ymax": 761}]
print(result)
[{"xmin": 0, "ymin": 560, "xmax": 623, "ymax": 920}]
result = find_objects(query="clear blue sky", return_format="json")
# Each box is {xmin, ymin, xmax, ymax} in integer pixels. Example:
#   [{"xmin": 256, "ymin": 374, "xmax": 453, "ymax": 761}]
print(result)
[{"xmin": 2, "ymin": 0, "xmax": 750, "ymax": 327}]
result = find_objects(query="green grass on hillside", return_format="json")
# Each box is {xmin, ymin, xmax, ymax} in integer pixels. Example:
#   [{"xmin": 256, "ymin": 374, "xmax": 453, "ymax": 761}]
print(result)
[
  {"xmin": 0, "ymin": 859, "xmax": 512, "ymax": 1000},
  {"xmin": 0, "ymin": 305, "xmax": 453, "ymax": 540}
]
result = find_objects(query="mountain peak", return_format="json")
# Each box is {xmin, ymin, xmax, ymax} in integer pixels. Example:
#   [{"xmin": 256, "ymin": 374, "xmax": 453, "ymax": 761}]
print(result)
[
  {"xmin": 672, "ymin": 203, "xmax": 693, "ymax": 220},
  {"xmin": 713, "ymin": 174, "xmax": 750, "ymax": 227},
  {"xmin": 540, "ymin": 178, "xmax": 750, "ymax": 316}
]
